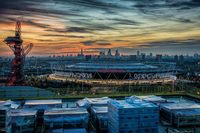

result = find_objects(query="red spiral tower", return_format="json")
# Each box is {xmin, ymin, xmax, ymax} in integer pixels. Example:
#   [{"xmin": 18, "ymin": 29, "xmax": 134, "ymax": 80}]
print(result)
[{"xmin": 4, "ymin": 19, "xmax": 33, "ymax": 86}]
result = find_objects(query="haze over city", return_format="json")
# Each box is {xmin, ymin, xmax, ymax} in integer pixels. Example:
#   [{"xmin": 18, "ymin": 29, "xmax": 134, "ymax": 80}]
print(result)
[{"xmin": 0, "ymin": 0, "xmax": 200, "ymax": 56}]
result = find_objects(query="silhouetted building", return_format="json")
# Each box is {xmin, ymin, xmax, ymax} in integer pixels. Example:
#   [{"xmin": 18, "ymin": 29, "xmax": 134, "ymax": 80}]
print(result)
[
  {"xmin": 115, "ymin": 50, "xmax": 120, "ymax": 57},
  {"xmin": 156, "ymin": 54, "xmax": 162, "ymax": 62},
  {"xmin": 107, "ymin": 49, "xmax": 112, "ymax": 56},
  {"xmin": 99, "ymin": 51, "xmax": 105, "ymax": 57},
  {"xmin": 78, "ymin": 49, "xmax": 84, "ymax": 57},
  {"xmin": 174, "ymin": 55, "xmax": 178, "ymax": 62},
  {"xmin": 141, "ymin": 53, "xmax": 146, "ymax": 61},
  {"xmin": 129, "ymin": 55, "xmax": 137, "ymax": 60},
  {"xmin": 137, "ymin": 51, "xmax": 140, "ymax": 57},
  {"xmin": 179, "ymin": 55, "xmax": 184, "ymax": 63},
  {"xmin": 85, "ymin": 55, "xmax": 92, "ymax": 61},
  {"xmin": 194, "ymin": 53, "xmax": 199, "ymax": 58}
]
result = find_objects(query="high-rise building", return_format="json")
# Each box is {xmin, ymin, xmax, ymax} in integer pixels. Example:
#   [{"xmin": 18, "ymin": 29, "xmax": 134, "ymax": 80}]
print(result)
[
  {"xmin": 137, "ymin": 51, "xmax": 140, "ymax": 57},
  {"xmin": 85, "ymin": 55, "xmax": 92, "ymax": 61},
  {"xmin": 99, "ymin": 51, "xmax": 105, "ymax": 57},
  {"xmin": 174, "ymin": 55, "xmax": 178, "ymax": 62},
  {"xmin": 129, "ymin": 55, "xmax": 137, "ymax": 60},
  {"xmin": 81, "ymin": 49, "xmax": 83, "ymax": 56},
  {"xmin": 107, "ymin": 49, "xmax": 112, "ymax": 56},
  {"xmin": 194, "ymin": 53, "xmax": 199, "ymax": 58},
  {"xmin": 179, "ymin": 55, "xmax": 184, "ymax": 63},
  {"xmin": 156, "ymin": 54, "xmax": 162, "ymax": 62},
  {"xmin": 115, "ymin": 50, "xmax": 120, "ymax": 57},
  {"xmin": 141, "ymin": 53, "xmax": 146, "ymax": 60},
  {"xmin": 78, "ymin": 49, "xmax": 84, "ymax": 57}
]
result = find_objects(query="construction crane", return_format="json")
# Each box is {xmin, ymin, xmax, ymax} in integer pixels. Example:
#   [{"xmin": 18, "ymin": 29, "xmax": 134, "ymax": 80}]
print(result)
[{"xmin": 4, "ymin": 18, "xmax": 33, "ymax": 86}]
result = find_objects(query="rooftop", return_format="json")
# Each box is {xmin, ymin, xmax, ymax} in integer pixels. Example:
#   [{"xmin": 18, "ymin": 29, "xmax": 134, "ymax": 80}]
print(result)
[
  {"xmin": 25, "ymin": 99, "xmax": 62, "ymax": 105},
  {"xmin": 66, "ymin": 63, "xmax": 158, "ymax": 70},
  {"xmin": 109, "ymin": 100, "xmax": 157, "ymax": 109},
  {"xmin": 11, "ymin": 109, "xmax": 37, "ymax": 116},
  {"xmin": 44, "ymin": 108, "xmax": 88, "ymax": 115},
  {"xmin": 160, "ymin": 102, "xmax": 200, "ymax": 110},
  {"xmin": 91, "ymin": 106, "xmax": 108, "ymax": 114}
]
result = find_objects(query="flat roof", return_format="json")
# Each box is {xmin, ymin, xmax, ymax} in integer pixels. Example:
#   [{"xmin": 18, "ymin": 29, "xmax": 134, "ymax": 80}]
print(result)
[
  {"xmin": 66, "ymin": 63, "xmax": 158, "ymax": 70},
  {"xmin": 11, "ymin": 109, "xmax": 37, "ymax": 116},
  {"xmin": 44, "ymin": 108, "xmax": 88, "ymax": 115},
  {"xmin": 174, "ymin": 109, "xmax": 200, "ymax": 116},
  {"xmin": 0, "ymin": 100, "xmax": 7, "ymax": 105},
  {"xmin": 91, "ymin": 106, "xmax": 108, "ymax": 114},
  {"xmin": 136, "ymin": 95, "xmax": 167, "ymax": 102},
  {"xmin": 25, "ymin": 99, "xmax": 62, "ymax": 105},
  {"xmin": 0, "ymin": 100, "xmax": 20, "ymax": 109},
  {"xmin": 161, "ymin": 103, "xmax": 200, "ymax": 110},
  {"xmin": 86, "ymin": 97, "xmax": 111, "ymax": 105},
  {"xmin": 109, "ymin": 100, "xmax": 157, "ymax": 109}
]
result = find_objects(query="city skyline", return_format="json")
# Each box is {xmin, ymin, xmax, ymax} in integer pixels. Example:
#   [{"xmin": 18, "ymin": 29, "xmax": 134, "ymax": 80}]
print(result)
[{"xmin": 0, "ymin": 0, "xmax": 200, "ymax": 56}]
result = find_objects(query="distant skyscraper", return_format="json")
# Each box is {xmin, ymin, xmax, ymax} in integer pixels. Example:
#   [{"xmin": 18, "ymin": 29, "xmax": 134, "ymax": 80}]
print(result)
[
  {"xmin": 141, "ymin": 53, "xmax": 146, "ymax": 60},
  {"xmin": 156, "ymin": 54, "xmax": 162, "ymax": 62},
  {"xmin": 115, "ymin": 50, "xmax": 120, "ymax": 57},
  {"xmin": 78, "ymin": 49, "xmax": 84, "ymax": 57},
  {"xmin": 107, "ymin": 49, "xmax": 112, "ymax": 56},
  {"xmin": 81, "ymin": 49, "xmax": 83, "ymax": 55},
  {"xmin": 130, "ymin": 55, "xmax": 137, "ymax": 60},
  {"xmin": 85, "ymin": 55, "xmax": 91, "ymax": 61},
  {"xmin": 174, "ymin": 55, "xmax": 178, "ymax": 62},
  {"xmin": 179, "ymin": 55, "xmax": 184, "ymax": 63},
  {"xmin": 137, "ymin": 51, "xmax": 140, "ymax": 57},
  {"xmin": 194, "ymin": 53, "xmax": 199, "ymax": 58},
  {"xmin": 99, "ymin": 51, "xmax": 105, "ymax": 57}
]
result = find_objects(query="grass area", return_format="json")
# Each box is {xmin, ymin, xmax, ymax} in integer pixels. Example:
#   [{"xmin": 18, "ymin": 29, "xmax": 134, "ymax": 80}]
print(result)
[
  {"xmin": 1, "ymin": 81, "xmax": 200, "ymax": 100},
  {"xmin": 1, "ymin": 90, "xmax": 187, "ymax": 100}
]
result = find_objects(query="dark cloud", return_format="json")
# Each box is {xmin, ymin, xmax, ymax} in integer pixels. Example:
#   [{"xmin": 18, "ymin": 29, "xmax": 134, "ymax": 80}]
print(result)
[
  {"xmin": 54, "ymin": 0, "xmax": 122, "ymax": 12},
  {"xmin": 168, "ymin": 0, "xmax": 200, "ymax": 8},
  {"xmin": 0, "ymin": 0, "xmax": 198, "ymax": 29},
  {"xmin": 36, "ymin": 39, "xmax": 55, "ymax": 42},
  {"xmin": 69, "ymin": 19, "xmax": 116, "ymax": 31},
  {"xmin": 42, "ymin": 34, "xmax": 66, "ymax": 37},
  {"xmin": 82, "ymin": 41, "xmax": 95, "ymax": 46},
  {"xmin": 177, "ymin": 18, "xmax": 194, "ymax": 23},
  {"xmin": 42, "ymin": 34, "xmax": 85, "ymax": 38},
  {"xmin": 139, "ymin": 39, "xmax": 200, "ymax": 48},
  {"xmin": 114, "ymin": 40, "xmax": 130, "ymax": 42},
  {"xmin": 65, "ymin": 35, "xmax": 85, "ymax": 38},
  {"xmin": 82, "ymin": 40, "xmax": 111, "ymax": 46},
  {"xmin": 24, "ymin": 20, "xmax": 50, "ymax": 29},
  {"xmin": 112, "ymin": 18, "xmax": 142, "ymax": 26},
  {"xmin": 0, "ymin": 17, "xmax": 52, "ymax": 30},
  {"xmin": 45, "ymin": 26, "xmax": 91, "ymax": 34},
  {"xmin": 0, "ymin": 0, "xmax": 86, "ymax": 23},
  {"xmin": 0, "ymin": 0, "xmax": 25, "ymax": 12},
  {"xmin": 66, "ymin": 27, "xmax": 91, "ymax": 33},
  {"xmin": 131, "ymin": 0, "xmax": 200, "ymax": 9},
  {"xmin": 96, "ymin": 42, "xmax": 111, "ymax": 46},
  {"xmin": 130, "ymin": 0, "xmax": 200, "ymax": 22}
]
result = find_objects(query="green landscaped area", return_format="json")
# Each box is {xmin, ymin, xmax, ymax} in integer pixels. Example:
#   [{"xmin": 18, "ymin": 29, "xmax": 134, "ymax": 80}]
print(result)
[{"xmin": 1, "ymin": 81, "xmax": 200, "ymax": 100}]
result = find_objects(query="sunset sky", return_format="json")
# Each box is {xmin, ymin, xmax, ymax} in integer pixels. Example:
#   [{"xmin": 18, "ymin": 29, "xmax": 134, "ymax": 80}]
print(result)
[{"xmin": 0, "ymin": 0, "xmax": 200, "ymax": 56}]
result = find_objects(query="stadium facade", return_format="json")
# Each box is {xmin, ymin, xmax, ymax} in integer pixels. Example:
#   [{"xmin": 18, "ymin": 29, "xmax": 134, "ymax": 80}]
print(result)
[{"xmin": 50, "ymin": 62, "xmax": 176, "ymax": 83}]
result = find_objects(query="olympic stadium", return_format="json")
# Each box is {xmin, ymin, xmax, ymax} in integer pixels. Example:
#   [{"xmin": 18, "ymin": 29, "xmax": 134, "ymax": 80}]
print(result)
[{"xmin": 49, "ymin": 62, "xmax": 177, "ymax": 85}]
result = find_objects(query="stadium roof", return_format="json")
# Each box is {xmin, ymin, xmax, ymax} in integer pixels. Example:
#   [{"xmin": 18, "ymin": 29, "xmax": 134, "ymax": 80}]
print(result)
[{"xmin": 66, "ymin": 63, "xmax": 158, "ymax": 70}]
